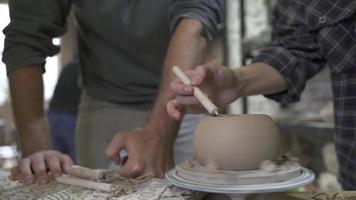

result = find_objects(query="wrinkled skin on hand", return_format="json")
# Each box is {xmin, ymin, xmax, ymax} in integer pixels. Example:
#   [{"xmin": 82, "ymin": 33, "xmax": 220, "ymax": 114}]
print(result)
[
  {"xmin": 105, "ymin": 129, "xmax": 174, "ymax": 178},
  {"xmin": 11, "ymin": 150, "xmax": 73, "ymax": 185},
  {"xmin": 167, "ymin": 63, "xmax": 240, "ymax": 120}
]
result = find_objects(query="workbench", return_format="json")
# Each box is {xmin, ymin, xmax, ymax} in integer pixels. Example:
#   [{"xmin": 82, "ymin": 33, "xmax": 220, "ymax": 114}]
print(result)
[
  {"xmin": 1, "ymin": 169, "xmax": 355, "ymax": 200},
  {"xmin": 0, "ymin": 170, "xmax": 204, "ymax": 200}
]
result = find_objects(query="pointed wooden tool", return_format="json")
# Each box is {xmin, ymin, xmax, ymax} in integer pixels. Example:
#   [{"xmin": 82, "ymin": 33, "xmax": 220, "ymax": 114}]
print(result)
[{"xmin": 172, "ymin": 66, "xmax": 219, "ymax": 116}]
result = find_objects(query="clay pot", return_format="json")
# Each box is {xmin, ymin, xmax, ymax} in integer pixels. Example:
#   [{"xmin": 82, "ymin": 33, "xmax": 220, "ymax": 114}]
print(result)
[{"xmin": 193, "ymin": 114, "xmax": 281, "ymax": 170}]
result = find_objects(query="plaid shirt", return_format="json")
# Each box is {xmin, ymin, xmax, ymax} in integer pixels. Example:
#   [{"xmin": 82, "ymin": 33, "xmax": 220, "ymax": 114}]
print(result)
[{"xmin": 253, "ymin": 0, "xmax": 356, "ymax": 190}]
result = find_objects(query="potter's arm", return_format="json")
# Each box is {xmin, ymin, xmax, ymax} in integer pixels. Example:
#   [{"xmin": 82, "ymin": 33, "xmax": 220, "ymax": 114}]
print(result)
[
  {"xmin": 167, "ymin": 62, "xmax": 288, "ymax": 119},
  {"xmin": 232, "ymin": 62, "xmax": 288, "ymax": 97}
]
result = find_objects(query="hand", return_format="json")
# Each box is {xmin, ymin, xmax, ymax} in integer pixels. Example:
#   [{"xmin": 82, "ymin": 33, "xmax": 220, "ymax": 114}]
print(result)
[
  {"xmin": 167, "ymin": 63, "xmax": 240, "ymax": 119},
  {"xmin": 11, "ymin": 150, "xmax": 73, "ymax": 184},
  {"xmin": 105, "ymin": 129, "xmax": 174, "ymax": 178}
]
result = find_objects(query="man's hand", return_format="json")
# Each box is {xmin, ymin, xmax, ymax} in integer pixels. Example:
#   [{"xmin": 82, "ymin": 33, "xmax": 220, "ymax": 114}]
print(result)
[
  {"xmin": 167, "ymin": 63, "xmax": 240, "ymax": 119},
  {"xmin": 105, "ymin": 129, "xmax": 173, "ymax": 178},
  {"xmin": 11, "ymin": 150, "xmax": 73, "ymax": 184}
]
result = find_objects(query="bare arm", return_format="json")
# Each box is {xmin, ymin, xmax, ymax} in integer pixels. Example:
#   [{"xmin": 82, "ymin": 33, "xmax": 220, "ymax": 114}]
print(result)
[
  {"xmin": 234, "ymin": 62, "xmax": 288, "ymax": 97},
  {"xmin": 9, "ymin": 66, "xmax": 49, "ymax": 156},
  {"xmin": 146, "ymin": 18, "xmax": 206, "ymax": 140},
  {"xmin": 9, "ymin": 66, "xmax": 72, "ymax": 184},
  {"xmin": 105, "ymin": 18, "xmax": 207, "ymax": 177},
  {"xmin": 4, "ymin": 0, "xmax": 73, "ymax": 184}
]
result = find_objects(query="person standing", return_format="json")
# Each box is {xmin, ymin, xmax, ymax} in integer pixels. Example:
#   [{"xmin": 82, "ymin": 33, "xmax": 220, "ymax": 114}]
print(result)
[{"xmin": 3, "ymin": 0, "xmax": 224, "ymax": 184}]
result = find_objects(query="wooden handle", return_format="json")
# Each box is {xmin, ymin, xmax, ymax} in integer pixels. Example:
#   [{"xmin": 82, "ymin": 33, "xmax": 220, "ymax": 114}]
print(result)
[
  {"xmin": 172, "ymin": 66, "xmax": 192, "ymax": 85},
  {"xmin": 172, "ymin": 66, "xmax": 219, "ymax": 115}
]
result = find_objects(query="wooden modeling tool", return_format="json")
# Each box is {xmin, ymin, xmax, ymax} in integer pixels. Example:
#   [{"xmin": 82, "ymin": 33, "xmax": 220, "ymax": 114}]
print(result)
[
  {"xmin": 172, "ymin": 66, "xmax": 219, "ymax": 116},
  {"xmin": 56, "ymin": 175, "xmax": 112, "ymax": 192},
  {"xmin": 55, "ymin": 165, "xmax": 116, "ymax": 192}
]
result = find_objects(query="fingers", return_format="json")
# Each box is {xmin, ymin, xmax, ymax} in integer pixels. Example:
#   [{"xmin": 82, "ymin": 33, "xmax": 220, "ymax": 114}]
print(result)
[
  {"xmin": 176, "ymin": 95, "xmax": 201, "ymax": 106},
  {"xmin": 31, "ymin": 153, "xmax": 48, "ymax": 184},
  {"xmin": 166, "ymin": 99, "xmax": 184, "ymax": 120},
  {"xmin": 195, "ymin": 62, "xmax": 227, "ymax": 84},
  {"xmin": 59, "ymin": 154, "xmax": 73, "ymax": 173},
  {"xmin": 18, "ymin": 158, "xmax": 34, "ymax": 184},
  {"xmin": 170, "ymin": 63, "xmax": 218, "ymax": 95},
  {"xmin": 170, "ymin": 79, "xmax": 194, "ymax": 95},
  {"xmin": 170, "ymin": 67, "xmax": 206, "ymax": 94},
  {"xmin": 201, "ymin": 63, "xmax": 229, "ymax": 82},
  {"xmin": 113, "ymin": 130, "xmax": 174, "ymax": 179},
  {"xmin": 115, "ymin": 134, "xmax": 144, "ymax": 178},
  {"xmin": 10, "ymin": 166, "xmax": 21, "ymax": 181},
  {"xmin": 42, "ymin": 151, "xmax": 73, "ymax": 180},
  {"xmin": 105, "ymin": 133, "xmax": 126, "ymax": 165},
  {"xmin": 191, "ymin": 65, "xmax": 208, "ymax": 85},
  {"xmin": 44, "ymin": 151, "xmax": 62, "ymax": 178},
  {"xmin": 119, "ymin": 161, "xmax": 144, "ymax": 178},
  {"xmin": 12, "ymin": 150, "xmax": 73, "ymax": 185}
]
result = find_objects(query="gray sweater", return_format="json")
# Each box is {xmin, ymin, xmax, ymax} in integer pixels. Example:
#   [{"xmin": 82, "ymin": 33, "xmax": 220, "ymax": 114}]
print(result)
[{"xmin": 2, "ymin": 0, "xmax": 223, "ymax": 109}]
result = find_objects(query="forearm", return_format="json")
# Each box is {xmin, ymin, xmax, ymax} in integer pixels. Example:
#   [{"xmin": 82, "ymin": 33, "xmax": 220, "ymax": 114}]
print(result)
[
  {"xmin": 145, "ymin": 19, "xmax": 206, "ymax": 142},
  {"xmin": 9, "ymin": 65, "xmax": 49, "ymax": 157},
  {"xmin": 234, "ymin": 62, "xmax": 288, "ymax": 97}
]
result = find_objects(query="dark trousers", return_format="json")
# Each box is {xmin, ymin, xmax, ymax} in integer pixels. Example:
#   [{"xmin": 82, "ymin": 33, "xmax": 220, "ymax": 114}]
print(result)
[{"xmin": 48, "ymin": 111, "xmax": 77, "ymax": 163}]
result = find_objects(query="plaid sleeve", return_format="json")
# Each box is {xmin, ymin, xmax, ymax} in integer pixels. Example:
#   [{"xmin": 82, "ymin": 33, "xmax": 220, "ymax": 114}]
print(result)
[
  {"xmin": 252, "ymin": 1, "xmax": 327, "ymax": 104},
  {"xmin": 168, "ymin": 0, "xmax": 224, "ymax": 42}
]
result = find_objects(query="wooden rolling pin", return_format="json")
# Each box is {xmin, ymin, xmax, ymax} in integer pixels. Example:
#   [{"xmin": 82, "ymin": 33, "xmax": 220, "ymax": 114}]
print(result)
[
  {"xmin": 56, "ymin": 175, "xmax": 112, "ymax": 192},
  {"xmin": 67, "ymin": 165, "xmax": 107, "ymax": 181},
  {"xmin": 55, "ymin": 165, "xmax": 114, "ymax": 192},
  {"xmin": 172, "ymin": 66, "xmax": 219, "ymax": 116}
]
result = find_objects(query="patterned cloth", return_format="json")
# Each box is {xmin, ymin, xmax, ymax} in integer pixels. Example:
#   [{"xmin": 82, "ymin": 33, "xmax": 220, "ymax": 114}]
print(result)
[
  {"xmin": 0, "ymin": 170, "xmax": 199, "ymax": 200},
  {"xmin": 253, "ymin": 0, "xmax": 356, "ymax": 190}
]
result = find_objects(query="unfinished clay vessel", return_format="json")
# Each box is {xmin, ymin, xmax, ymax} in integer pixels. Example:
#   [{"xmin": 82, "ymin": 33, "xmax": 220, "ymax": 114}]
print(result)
[{"xmin": 193, "ymin": 114, "xmax": 281, "ymax": 170}]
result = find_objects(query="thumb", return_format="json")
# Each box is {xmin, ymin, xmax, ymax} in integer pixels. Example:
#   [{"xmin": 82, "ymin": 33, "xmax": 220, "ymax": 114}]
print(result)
[
  {"xmin": 105, "ymin": 133, "xmax": 126, "ymax": 165},
  {"xmin": 192, "ymin": 63, "xmax": 221, "ymax": 85},
  {"xmin": 119, "ymin": 158, "xmax": 144, "ymax": 178},
  {"xmin": 166, "ymin": 99, "xmax": 185, "ymax": 120}
]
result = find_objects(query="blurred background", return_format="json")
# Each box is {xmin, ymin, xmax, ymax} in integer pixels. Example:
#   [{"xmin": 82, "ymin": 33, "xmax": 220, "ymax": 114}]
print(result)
[{"xmin": 0, "ymin": 0, "xmax": 338, "ymax": 191}]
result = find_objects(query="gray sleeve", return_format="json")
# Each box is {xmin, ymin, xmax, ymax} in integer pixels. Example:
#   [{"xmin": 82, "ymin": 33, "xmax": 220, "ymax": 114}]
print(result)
[
  {"xmin": 168, "ymin": 0, "xmax": 224, "ymax": 41},
  {"xmin": 2, "ymin": 0, "xmax": 71, "ymax": 74}
]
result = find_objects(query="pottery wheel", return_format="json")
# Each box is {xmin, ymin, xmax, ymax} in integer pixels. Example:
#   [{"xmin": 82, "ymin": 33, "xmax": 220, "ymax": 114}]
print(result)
[{"xmin": 166, "ymin": 160, "xmax": 315, "ymax": 194}]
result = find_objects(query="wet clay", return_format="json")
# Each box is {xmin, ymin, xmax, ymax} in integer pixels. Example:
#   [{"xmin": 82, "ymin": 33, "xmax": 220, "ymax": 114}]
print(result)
[{"xmin": 193, "ymin": 114, "xmax": 281, "ymax": 170}]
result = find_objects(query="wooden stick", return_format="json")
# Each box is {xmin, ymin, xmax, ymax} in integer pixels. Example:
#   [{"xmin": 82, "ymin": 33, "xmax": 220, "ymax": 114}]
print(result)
[
  {"xmin": 172, "ymin": 66, "xmax": 219, "ymax": 116},
  {"xmin": 56, "ymin": 175, "xmax": 112, "ymax": 192},
  {"xmin": 68, "ymin": 165, "xmax": 106, "ymax": 181}
]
